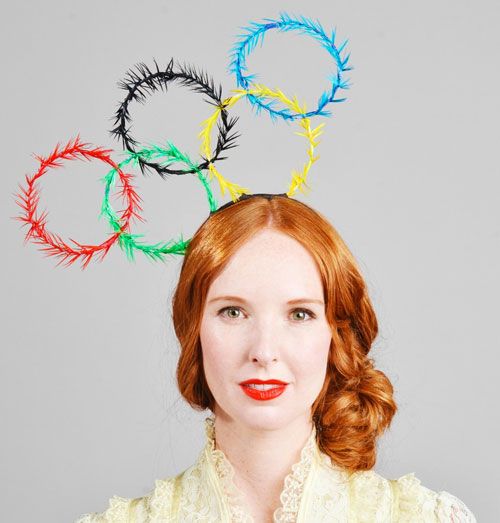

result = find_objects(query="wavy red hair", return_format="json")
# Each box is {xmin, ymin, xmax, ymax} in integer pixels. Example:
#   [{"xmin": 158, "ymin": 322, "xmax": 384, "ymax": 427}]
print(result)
[{"xmin": 172, "ymin": 195, "xmax": 397, "ymax": 473}]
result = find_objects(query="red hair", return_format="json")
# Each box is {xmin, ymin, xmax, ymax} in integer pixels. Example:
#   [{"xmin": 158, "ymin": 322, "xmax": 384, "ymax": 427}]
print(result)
[{"xmin": 172, "ymin": 195, "xmax": 397, "ymax": 473}]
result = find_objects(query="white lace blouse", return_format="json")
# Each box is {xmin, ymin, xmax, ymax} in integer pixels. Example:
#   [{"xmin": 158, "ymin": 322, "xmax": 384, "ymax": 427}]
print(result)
[{"xmin": 76, "ymin": 415, "xmax": 476, "ymax": 522}]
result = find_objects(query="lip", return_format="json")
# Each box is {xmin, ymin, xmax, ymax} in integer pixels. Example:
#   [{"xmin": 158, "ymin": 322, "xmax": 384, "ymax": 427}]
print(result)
[
  {"xmin": 239, "ymin": 379, "xmax": 288, "ymax": 385},
  {"xmin": 239, "ymin": 383, "xmax": 288, "ymax": 401}
]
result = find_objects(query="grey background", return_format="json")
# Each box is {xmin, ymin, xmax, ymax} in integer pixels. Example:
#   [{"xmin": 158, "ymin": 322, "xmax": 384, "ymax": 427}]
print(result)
[{"xmin": 1, "ymin": 0, "xmax": 498, "ymax": 521}]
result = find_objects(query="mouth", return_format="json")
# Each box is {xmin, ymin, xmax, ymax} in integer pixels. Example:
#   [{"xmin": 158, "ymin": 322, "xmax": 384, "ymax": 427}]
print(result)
[{"xmin": 239, "ymin": 383, "xmax": 288, "ymax": 401}]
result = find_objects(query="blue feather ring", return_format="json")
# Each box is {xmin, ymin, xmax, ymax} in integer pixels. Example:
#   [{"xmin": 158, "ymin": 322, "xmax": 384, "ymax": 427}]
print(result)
[{"xmin": 229, "ymin": 12, "xmax": 352, "ymax": 121}]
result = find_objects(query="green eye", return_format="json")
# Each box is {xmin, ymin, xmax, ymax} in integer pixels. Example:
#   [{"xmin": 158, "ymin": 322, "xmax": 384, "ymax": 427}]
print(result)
[
  {"xmin": 218, "ymin": 307, "xmax": 315, "ymax": 321},
  {"xmin": 291, "ymin": 309, "xmax": 314, "ymax": 321},
  {"xmin": 219, "ymin": 306, "xmax": 242, "ymax": 319}
]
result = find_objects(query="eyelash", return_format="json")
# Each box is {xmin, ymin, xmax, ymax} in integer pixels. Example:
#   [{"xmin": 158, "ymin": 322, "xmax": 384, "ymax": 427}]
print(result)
[{"xmin": 217, "ymin": 306, "xmax": 316, "ymax": 322}]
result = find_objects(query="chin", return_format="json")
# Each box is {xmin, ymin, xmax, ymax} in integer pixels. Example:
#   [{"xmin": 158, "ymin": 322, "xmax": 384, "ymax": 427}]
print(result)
[{"xmin": 232, "ymin": 406, "xmax": 301, "ymax": 432}]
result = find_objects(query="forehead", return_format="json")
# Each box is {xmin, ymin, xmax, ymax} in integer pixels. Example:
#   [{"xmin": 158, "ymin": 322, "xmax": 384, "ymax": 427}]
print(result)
[{"xmin": 207, "ymin": 229, "xmax": 324, "ymax": 299}]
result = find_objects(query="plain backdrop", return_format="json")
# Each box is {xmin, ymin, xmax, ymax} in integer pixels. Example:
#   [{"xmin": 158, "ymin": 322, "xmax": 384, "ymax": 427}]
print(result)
[{"xmin": 1, "ymin": 1, "xmax": 498, "ymax": 521}]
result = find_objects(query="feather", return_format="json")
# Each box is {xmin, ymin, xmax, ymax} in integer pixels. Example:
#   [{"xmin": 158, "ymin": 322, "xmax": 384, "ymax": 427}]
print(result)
[
  {"xmin": 14, "ymin": 139, "xmax": 142, "ymax": 269},
  {"xmin": 228, "ymin": 14, "xmax": 352, "ymax": 121},
  {"xmin": 110, "ymin": 61, "xmax": 240, "ymax": 178}
]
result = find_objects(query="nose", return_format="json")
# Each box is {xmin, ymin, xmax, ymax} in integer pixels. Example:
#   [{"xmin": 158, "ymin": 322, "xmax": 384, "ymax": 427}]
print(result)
[{"xmin": 247, "ymin": 318, "xmax": 281, "ymax": 366}]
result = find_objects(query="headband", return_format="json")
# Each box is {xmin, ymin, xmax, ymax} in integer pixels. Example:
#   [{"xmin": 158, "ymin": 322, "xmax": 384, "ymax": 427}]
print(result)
[
  {"xmin": 14, "ymin": 13, "xmax": 351, "ymax": 268},
  {"xmin": 210, "ymin": 193, "xmax": 289, "ymax": 216}
]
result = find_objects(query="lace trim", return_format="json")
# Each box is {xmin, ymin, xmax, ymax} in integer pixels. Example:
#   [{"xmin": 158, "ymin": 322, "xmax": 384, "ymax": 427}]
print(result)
[
  {"xmin": 148, "ymin": 477, "xmax": 175, "ymax": 520},
  {"xmin": 204, "ymin": 415, "xmax": 317, "ymax": 523},
  {"xmin": 272, "ymin": 428, "xmax": 316, "ymax": 522},
  {"xmin": 75, "ymin": 495, "xmax": 131, "ymax": 522},
  {"xmin": 102, "ymin": 495, "xmax": 131, "ymax": 521},
  {"xmin": 395, "ymin": 472, "xmax": 428, "ymax": 519},
  {"xmin": 392, "ymin": 473, "xmax": 477, "ymax": 522},
  {"xmin": 205, "ymin": 416, "xmax": 256, "ymax": 522},
  {"xmin": 349, "ymin": 470, "xmax": 391, "ymax": 522},
  {"xmin": 436, "ymin": 491, "xmax": 477, "ymax": 523}
]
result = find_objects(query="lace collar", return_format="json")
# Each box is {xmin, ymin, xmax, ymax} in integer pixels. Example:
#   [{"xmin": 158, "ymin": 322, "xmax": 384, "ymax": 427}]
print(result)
[{"xmin": 203, "ymin": 414, "xmax": 321, "ymax": 523}]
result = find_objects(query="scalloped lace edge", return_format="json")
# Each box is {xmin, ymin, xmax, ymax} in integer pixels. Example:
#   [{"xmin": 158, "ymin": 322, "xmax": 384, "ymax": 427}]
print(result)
[{"xmin": 204, "ymin": 415, "xmax": 317, "ymax": 523}]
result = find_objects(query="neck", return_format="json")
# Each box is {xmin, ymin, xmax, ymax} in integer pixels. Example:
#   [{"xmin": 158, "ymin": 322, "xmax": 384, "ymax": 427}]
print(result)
[{"xmin": 211, "ymin": 410, "xmax": 314, "ymax": 511}]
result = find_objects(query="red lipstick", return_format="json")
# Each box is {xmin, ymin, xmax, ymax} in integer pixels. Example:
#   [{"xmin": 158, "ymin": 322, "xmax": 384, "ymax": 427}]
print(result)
[{"xmin": 239, "ymin": 379, "xmax": 288, "ymax": 401}]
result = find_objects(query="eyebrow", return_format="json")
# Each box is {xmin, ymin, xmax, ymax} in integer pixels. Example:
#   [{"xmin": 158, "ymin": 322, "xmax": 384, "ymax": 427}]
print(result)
[{"xmin": 207, "ymin": 295, "xmax": 324, "ymax": 306}]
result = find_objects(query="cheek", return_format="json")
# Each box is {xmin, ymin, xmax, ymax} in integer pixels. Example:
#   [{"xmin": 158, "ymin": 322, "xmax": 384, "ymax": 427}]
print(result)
[
  {"xmin": 291, "ymin": 328, "xmax": 331, "ymax": 387},
  {"xmin": 200, "ymin": 320, "xmax": 235, "ymax": 387}
]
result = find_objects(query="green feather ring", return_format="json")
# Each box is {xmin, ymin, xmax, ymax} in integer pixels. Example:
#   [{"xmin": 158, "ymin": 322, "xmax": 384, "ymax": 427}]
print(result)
[{"xmin": 100, "ymin": 143, "xmax": 218, "ymax": 261}]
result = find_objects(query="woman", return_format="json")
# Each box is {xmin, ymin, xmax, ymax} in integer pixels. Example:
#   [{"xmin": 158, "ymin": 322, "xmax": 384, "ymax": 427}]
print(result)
[{"xmin": 76, "ymin": 194, "xmax": 476, "ymax": 522}]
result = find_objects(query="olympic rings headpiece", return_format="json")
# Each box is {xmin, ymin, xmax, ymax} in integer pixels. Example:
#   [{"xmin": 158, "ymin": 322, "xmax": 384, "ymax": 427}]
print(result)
[{"xmin": 14, "ymin": 13, "xmax": 352, "ymax": 268}]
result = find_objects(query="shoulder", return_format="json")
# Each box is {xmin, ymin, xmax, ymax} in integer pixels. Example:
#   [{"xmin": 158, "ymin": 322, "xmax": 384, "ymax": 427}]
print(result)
[
  {"xmin": 74, "ymin": 495, "xmax": 133, "ymax": 523},
  {"xmin": 74, "ymin": 476, "xmax": 178, "ymax": 523},
  {"xmin": 348, "ymin": 469, "xmax": 476, "ymax": 522}
]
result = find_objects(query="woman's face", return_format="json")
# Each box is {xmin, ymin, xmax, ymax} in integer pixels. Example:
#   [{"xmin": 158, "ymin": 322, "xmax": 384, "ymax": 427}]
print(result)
[{"xmin": 200, "ymin": 228, "xmax": 332, "ymax": 431}]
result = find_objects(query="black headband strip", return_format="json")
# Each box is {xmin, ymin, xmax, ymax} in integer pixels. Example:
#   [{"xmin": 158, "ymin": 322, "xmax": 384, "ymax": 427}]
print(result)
[{"xmin": 210, "ymin": 193, "xmax": 289, "ymax": 215}]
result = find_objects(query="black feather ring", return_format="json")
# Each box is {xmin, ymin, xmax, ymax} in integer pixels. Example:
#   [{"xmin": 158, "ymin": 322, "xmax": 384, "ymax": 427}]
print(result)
[{"xmin": 111, "ymin": 59, "xmax": 240, "ymax": 177}]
